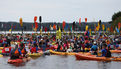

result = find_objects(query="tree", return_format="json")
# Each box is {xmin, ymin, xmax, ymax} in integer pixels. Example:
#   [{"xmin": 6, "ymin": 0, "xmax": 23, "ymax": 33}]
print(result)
[
  {"xmin": 111, "ymin": 11, "xmax": 121, "ymax": 29},
  {"xmin": 112, "ymin": 11, "xmax": 121, "ymax": 21}
]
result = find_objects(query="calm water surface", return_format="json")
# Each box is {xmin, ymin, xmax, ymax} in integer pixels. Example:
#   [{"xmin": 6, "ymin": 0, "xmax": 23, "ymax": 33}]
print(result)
[{"xmin": 0, "ymin": 54, "xmax": 121, "ymax": 69}]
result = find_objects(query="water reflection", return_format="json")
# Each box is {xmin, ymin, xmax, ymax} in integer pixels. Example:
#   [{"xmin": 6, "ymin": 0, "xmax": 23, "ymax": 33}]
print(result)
[
  {"xmin": 0, "ymin": 55, "xmax": 121, "ymax": 69},
  {"xmin": 97, "ymin": 61, "xmax": 111, "ymax": 69}
]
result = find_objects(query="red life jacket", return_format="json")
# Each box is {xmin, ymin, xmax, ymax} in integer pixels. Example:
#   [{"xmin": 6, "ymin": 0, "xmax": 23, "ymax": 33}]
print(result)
[
  {"xmin": 21, "ymin": 48, "xmax": 26, "ymax": 54},
  {"xmin": 31, "ymin": 47, "xmax": 36, "ymax": 53},
  {"xmin": 14, "ymin": 49, "xmax": 20, "ymax": 56}
]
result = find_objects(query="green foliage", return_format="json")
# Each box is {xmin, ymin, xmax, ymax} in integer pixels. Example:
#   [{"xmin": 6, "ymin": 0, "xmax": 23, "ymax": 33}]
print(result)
[
  {"xmin": 111, "ymin": 11, "xmax": 121, "ymax": 28},
  {"xmin": 112, "ymin": 11, "xmax": 121, "ymax": 21}
]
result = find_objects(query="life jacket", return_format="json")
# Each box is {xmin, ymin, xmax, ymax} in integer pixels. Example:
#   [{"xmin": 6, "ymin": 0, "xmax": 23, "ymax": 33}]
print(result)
[
  {"xmin": 14, "ymin": 49, "xmax": 20, "ymax": 56},
  {"xmin": 105, "ymin": 49, "xmax": 111, "ymax": 57},
  {"xmin": 60, "ymin": 45, "xmax": 63, "ymax": 50},
  {"xmin": 31, "ymin": 47, "xmax": 36, "ymax": 53},
  {"xmin": 21, "ymin": 48, "xmax": 26, "ymax": 54}
]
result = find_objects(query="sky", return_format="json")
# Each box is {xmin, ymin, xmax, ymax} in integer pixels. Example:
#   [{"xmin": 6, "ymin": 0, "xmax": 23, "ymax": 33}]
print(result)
[{"xmin": 0, "ymin": 0, "xmax": 121, "ymax": 23}]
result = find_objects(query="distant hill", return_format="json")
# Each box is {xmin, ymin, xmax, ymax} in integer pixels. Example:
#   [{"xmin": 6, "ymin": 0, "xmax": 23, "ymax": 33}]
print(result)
[{"xmin": 0, "ymin": 22, "xmax": 110, "ymax": 31}]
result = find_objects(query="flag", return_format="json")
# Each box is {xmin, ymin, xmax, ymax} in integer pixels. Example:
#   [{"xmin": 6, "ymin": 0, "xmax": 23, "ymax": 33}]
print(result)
[
  {"xmin": 35, "ymin": 22, "xmax": 38, "ymax": 29},
  {"xmin": 118, "ymin": 22, "xmax": 121, "ymax": 30},
  {"xmin": 85, "ymin": 18, "xmax": 87, "ymax": 23},
  {"xmin": 79, "ymin": 18, "xmax": 81, "ymax": 24},
  {"xmin": 34, "ymin": 16, "xmax": 37, "ymax": 22},
  {"xmin": 107, "ymin": 27, "xmax": 110, "ymax": 32},
  {"xmin": 70, "ymin": 26, "xmax": 73, "ymax": 31},
  {"xmin": 85, "ymin": 25, "xmax": 88, "ymax": 31},
  {"xmin": 53, "ymin": 24, "xmax": 56, "ymax": 30},
  {"xmin": 116, "ymin": 27, "xmax": 120, "ymax": 33},
  {"xmin": 59, "ymin": 27, "xmax": 61, "ymax": 39},
  {"xmin": 89, "ymin": 29, "xmax": 92, "ymax": 36},
  {"xmin": 65, "ymin": 23, "xmax": 69, "ymax": 30},
  {"xmin": 62, "ymin": 21, "xmax": 66, "ymax": 29},
  {"xmin": 110, "ymin": 26, "xmax": 113, "ymax": 32},
  {"xmin": 40, "ymin": 29, "xmax": 42, "ymax": 34},
  {"xmin": 14, "ymin": 25, "xmax": 16, "ymax": 29},
  {"xmin": 102, "ymin": 24, "xmax": 105, "ymax": 31},
  {"xmin": 97, "ymin": 22, "xmax": 100, "ymax": 30},
  {"xmin": 96, "ymin": 26, "xmax": 99, "ymax": 31},
  {"xmin": 19, "ymin": 18, "xmax": 23, "ymax": 27},
  {"xmin": 45, "ymin": 27, "xmax": 47, "ymax": 32},
  {"xmin": 50, "ymin": 25, "xmax": 51, "ymax": 30},
  {"xmin": 9, "ymin": 29, "xmax": 12, "ymax": 32}
]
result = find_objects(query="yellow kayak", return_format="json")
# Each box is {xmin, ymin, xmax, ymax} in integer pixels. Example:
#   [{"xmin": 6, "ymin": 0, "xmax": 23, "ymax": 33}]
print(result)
[
  {"xmin": 27, "ymin": 52, "xmax": 43, "ymax": 57},
  {"xmin": 0, "ymin": 54, "xmax": 3, "ymax": 57},
  {"xmin": 0, "ymin": 47, "xmax": 3, "ymax": 50},
  {"xmin": 49, "ymin": 50, "xmax": 91, "ymax": 55}
]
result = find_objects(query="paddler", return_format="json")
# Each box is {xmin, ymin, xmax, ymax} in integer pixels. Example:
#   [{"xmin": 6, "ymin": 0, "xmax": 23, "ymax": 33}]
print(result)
[
  {"xmin": 30, "ymin": 41, "xmax": 38, "ymax": 53},
  {"xmin": 19, "ymin": 42, "xmax": 27, "ymax": 57},
  {"xmin": 91, "ymin": 42, "xmax": 98, "ymax": 55},
  {"xmin": 2, "ymin": 42, "xmax": 12, "ymax": 56},
  {"xmin": 101, "ymin": 44, "xmax": 111, "ymax": 57},
  {"xmin": 10, "ymin": 44, "xmax": 22, "ymax": 59}
]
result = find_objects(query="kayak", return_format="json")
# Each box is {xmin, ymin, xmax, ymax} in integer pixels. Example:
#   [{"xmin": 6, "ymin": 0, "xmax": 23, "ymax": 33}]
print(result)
[
  {"xmin": 27, "ymin": 52, "xmax": 43, "ymax": 57},
  {"xmin": 49, "ymin": 50, "xmax": 91, "ymax": 55},
  {"xmin": 8, "ymin": 59, "xmax": 23, "ymax": 64},
  {"xmin": 110, "ymin": 50, "xmax": 121, "ymax": 53},
  {"xmin": 0, "ymin": 47, "xmax": 3, "ymax": 50},
  {"xmin": 8, "ymin": 57, "xmax": 31, "ymax": 64},
  {"xmin": 0, "ymin": 54, "xmax": 3, "ymax": 57},
  {"xmin": 75, "ymin": 53, "xmax": 121, "ymax": 61}
]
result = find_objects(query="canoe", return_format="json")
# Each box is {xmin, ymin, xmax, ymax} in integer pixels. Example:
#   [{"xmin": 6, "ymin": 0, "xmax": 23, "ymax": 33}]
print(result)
[
  {"xmin": 110, "ymin": 50, "xmax": 121, "ymax": 53},
  {"xmin": 27, "ymin": 52, "xmax": 43, "ymax": 57},
  {"xmin": 75, "ymin": 53, "xmax": 121, "ymax": 61},
  {"xmin": 49, "ymin": 50, "xmax": 91, "ymax": 55},
  {"xmin": 8, "ymin": 57, "xmax": 31, "ymax": 64}
]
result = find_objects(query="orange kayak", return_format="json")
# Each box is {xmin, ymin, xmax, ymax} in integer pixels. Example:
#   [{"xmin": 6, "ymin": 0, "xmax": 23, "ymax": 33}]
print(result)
[
  {"xmin": 75, "ymin": 53, "xmax": 121, "ymax": 61},
  {"xmin": 110, "ymin": 50, "xmax": 121, "ymax": 53}
]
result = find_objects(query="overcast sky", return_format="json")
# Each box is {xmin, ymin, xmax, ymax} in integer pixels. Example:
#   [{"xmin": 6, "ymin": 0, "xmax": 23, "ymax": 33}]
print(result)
[{"xmin": 0, "ymin": 0, "xmax": 121, "ymax": 23}]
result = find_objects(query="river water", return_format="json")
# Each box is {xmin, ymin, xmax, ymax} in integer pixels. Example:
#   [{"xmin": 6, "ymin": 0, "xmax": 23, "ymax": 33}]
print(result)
[{"xmin": 0, "ymin": 54, "xmax": 121, "ymax": 69}]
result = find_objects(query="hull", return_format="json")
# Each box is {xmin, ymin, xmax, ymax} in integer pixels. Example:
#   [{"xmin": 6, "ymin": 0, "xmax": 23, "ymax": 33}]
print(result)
[
  {"xmin": 49, "ymin": 50, "xmax": 90, "ymax": 55},
  {"xmin": 110, "ymin": 50, "xmax": 121, "ymax": 53},
  {"xmin": 75, "ymin": 53, "xmax": 121, "ymax": 61}
]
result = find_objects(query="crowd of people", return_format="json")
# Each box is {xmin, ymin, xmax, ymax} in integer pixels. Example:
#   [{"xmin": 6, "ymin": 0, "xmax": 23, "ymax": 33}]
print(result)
[{"xmin": 0, "ymin": 32, "xmax": 121, "ymax": 60}]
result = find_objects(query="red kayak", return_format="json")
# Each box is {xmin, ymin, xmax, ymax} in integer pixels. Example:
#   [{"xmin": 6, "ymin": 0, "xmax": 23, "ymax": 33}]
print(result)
[
  {"xmin": 8, "ymin": 57, "xmax": 31, "ymax": 64},
  {"xmin": 8, "ymin": 59, "xmax": 23, "ymax": 64}
]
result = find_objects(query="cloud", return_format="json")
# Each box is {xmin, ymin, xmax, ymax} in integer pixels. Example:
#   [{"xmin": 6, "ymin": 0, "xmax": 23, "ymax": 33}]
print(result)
[{"xmin": 0, "ymin": 0, "xmax": 121, "ymax": 22}]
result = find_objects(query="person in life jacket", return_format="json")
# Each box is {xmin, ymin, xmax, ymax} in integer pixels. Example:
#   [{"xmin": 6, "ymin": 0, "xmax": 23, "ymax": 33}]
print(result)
[
  {"xmin": 30, "ymin": 41, "xmax": 38, "ymax": 53},
  {"xmin": 10, "ymin": 45, "xmax": 22, "ymax": 59},
  {"xmin": 101, "ymin": 44, "xmax": 111, "ymax": 57},
  {"xmin": 2, "ymin": 42, "xmax": 12, "ymax": 56},
  {"xmin": 19, "ymin": 42, "xmax": 27, "ymax": 57}
]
